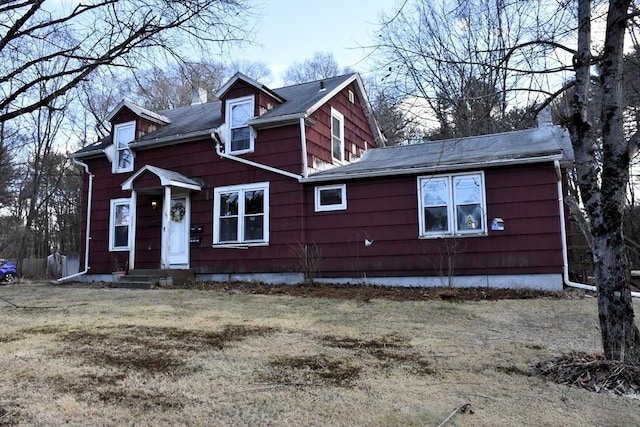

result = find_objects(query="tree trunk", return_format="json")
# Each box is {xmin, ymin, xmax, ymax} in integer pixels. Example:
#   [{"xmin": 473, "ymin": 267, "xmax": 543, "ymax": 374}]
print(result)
[{"xmin": 570, "ymin": 0, "xmax": 640, "ymax": 364}]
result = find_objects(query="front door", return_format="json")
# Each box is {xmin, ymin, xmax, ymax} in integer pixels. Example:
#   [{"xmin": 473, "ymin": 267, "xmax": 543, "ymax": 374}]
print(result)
[{"xmin": 168, "ymin": 196, "xmax": 189, "ymax": 268}]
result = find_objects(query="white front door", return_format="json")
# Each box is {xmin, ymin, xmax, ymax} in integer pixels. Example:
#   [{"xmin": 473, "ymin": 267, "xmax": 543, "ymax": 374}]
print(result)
[{"xmin": 168, "ymin": 196, "xmax": 189, "ymax": 268}]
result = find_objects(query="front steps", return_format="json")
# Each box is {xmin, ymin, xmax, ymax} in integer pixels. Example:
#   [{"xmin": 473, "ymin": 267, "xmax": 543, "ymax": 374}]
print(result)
[{"xmin": 111, "ymin": 269, "xmax": 195, "ymax": 289}]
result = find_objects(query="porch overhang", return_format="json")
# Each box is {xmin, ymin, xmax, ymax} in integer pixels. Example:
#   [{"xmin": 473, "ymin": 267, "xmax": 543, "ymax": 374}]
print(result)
[{"xmin": 121, "ymin": 165, "xmax": 202, "ymax": 192}]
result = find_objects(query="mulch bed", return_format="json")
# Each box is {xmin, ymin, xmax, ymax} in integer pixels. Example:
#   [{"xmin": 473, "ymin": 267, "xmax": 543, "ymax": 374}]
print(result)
[{"xmin": 164, "ymin": 281, "xmax": 571, "ymax": 301}]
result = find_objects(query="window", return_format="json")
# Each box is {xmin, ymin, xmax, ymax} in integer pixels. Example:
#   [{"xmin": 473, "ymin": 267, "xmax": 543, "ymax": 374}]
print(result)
[
  {"xmin": 109, "ymin": 198, "xmax": 131, "ymax": 250},
  {"xmin": 331, "ymin": 108, "xmax": 344, "ymax": 162},
  {"xmin": 315, "ymin": 184, "xmax": 347, "ymax": 211},
  {"xmin": 226, "ymin": 96, "xmax": 254, "ymax": 153},
  {"xmin": 418, "ymin": 173, "xmax": 485, "ymax": 237},
  {"xmin": 214, "ymin": 182, "xmax": 269, "ymax": 245},
  {"xmin": 113, "ymin": 121, "xmax": 135, "ymax": 173}
]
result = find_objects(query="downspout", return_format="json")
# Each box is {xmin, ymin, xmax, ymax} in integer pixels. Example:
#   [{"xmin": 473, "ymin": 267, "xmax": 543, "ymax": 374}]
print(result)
[
  {"xmin": 554, "ymin": 160, "xmax": 640, "ymax": 297},
  {"xmin": 57, "ymin": 158, "xmax": 93, "ymax": 282},
  {"xmin": 211, "ymin": 130, "xmax": 302, "ymax": 181},
  {"xmin": 299, "ymin": 117, "xmax": 309, "ymax": 178}
]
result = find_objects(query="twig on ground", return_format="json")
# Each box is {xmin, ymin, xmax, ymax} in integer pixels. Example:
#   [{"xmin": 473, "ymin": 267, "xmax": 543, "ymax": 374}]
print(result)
[
  {"xmin": 437, "ymin": 403, "xmax": 472, "ymax": 427},
  {"xmin": 0, "ymin": 408, "xmax": 15, "ymax": 420},
  {"xmin": 0, "ymin": 295, "xmax": 58, "ymax": 309},
  {"xmin": 234, "ymin": 382, "xmax": 319, "ymax": 393}
]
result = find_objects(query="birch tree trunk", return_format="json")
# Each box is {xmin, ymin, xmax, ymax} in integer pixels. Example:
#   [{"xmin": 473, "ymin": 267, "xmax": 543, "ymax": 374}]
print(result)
[{"xmin": 570, "ymin": 0, "xmax": 640, "ymax": 364}]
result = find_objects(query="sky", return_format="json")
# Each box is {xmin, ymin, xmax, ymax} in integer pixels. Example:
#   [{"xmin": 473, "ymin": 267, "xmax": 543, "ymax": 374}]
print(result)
[{"xmin": 236, "ymin": 0, "xmax": 400, "ymax": 86}]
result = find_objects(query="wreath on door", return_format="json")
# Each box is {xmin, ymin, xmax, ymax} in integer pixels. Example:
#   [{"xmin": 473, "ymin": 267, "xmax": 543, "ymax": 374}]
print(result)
[{"xmin": 170, "ymin": 202, "xmax": 185, "ymax": 222}]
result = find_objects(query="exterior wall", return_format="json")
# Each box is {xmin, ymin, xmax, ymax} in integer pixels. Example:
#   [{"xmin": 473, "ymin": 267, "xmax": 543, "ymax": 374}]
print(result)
[
  {"xmin": 303, "ymin": 163, "xmax": 564, "ymax": 283},
  {"xmin": 76, "ymin": 79, "xmax": 568, "ymax": 290},
  {"xmin": 306, "ymin": 82, "xmax": 376, "ymax": 172}
]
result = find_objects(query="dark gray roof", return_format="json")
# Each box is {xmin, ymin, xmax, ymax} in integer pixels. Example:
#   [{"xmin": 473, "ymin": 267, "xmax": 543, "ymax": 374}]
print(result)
[
  {"xmin": 73, "ymin": 73, "xmax": 372, "ymax": 158},
  {"xmin": 305, "ymin": 125, "xmax": 574, "ymax": 182},
  {"xmin": 254, "ymin": 74, "xmax": 356, "ymax": 123}
]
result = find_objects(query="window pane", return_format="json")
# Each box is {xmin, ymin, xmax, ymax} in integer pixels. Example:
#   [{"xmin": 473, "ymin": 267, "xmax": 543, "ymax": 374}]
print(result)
[
  {"xmin": 332, "ymin": 116, "xmax": 341, "ymax": 139},
  {"xmin": 319, "ymin": 188, "xmax": 342, "ymax": 206},
  {"xmin": 114, "ymin": 225, "xmax": 128, "ymax": 247},
  {"xmin": 118, "ymin": 149, "xmax": 132, "ymax": 170},
  {"xmin": 457, "ymin": 204, "xmax": 483, "ymax": 231},
  {"xmin": 245, "ymin": 190, "xmax": 264, "ymax": 214},
  {"xmin": 219, "ymin": 218, "xmax": 238, "ymax": 242},
  {"xmin": 231, "ymin": 127, "xmax": 250, "ymax": 151},
  {"xmin": 422, "ymin": 178, "xmax": 449, "ymax": 206},
  {"xmin": 424, "ymin": 206, "xmax": 449, "ymax": 232},
  {"xmin": 244, "ymin": 215, "xmax": 264, "ymax": 240},
  {"xmin": 117, "ymin": 125, "xmax": 134, "ymax": 148},
  {"xmin": 454, "ymin": 176, "xmax": 481, "ymax": 204},
  {"xmin": 220, "ymin": 192, "xmax": 238, "ymax": 216},
  {"xmin": 115, "ymin": 204, "xmax": 129, "ymax": 226},
  {"xmin": 231, "ymin": 103, "xmax": 251, "ymax": 127}
]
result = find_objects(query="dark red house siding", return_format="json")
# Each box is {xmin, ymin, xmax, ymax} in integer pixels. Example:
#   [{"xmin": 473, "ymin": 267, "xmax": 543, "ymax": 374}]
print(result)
[
  {"xmin": 303, "ymin": 163, "xmax": 564, "ymax": 279},
  {"xmin": 77, "ymin": 75, "xmax": 567, "ymax": 285}
]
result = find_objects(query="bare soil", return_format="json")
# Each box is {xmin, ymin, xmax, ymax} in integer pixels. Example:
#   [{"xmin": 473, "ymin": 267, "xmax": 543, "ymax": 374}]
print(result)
[{"xmin": 165, "ymin": 280, "xmax": 567, "ymax": 301}]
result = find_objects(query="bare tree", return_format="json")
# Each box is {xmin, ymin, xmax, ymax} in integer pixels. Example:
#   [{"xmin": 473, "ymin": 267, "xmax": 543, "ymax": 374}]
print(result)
[
  {"xmin": 130, "ymin": 60, "xmax": 273, "ymax": 111},
  {"xmin": 0, "ymin": 0, "xmax": 251, "ymax": 123},
  {"xmin": 376, "ymin": 0, "xmax": 563, "ymax": 138},
  {"xmin": 377, "ymin": 0, "xmax": 640, "ymax": 364},
  {"xmin": 282, "ymin": 52, "xmax": 352, "ymax": 85},
  {"xmin": 568, "ymin": 0, "xmax": 640, "ymax": 363}
]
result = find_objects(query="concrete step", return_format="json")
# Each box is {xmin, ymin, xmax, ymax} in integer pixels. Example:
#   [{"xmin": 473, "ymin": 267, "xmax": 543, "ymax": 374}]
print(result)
[
  {"xmin": 109, "ymin": 280, "xmax": 155, "ymax": 290},
  {"xmin": 120, "ymin": 268, "xmax": 195, "ymax": 286}
]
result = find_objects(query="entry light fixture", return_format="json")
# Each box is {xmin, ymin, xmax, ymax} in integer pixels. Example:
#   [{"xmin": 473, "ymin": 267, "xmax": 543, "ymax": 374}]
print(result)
[{"xmin": 151, "ymin": 198, "xmax": 159, "ymax": 210}]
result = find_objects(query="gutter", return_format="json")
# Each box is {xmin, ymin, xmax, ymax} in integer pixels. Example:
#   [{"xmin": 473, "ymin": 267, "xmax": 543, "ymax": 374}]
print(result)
[
  {"xmin": 554, "ymin": 160, "xmax": 640, "ymax": 297},
  {"xmin": 57, "ymin": 158, "xmax": 94, "ymax": 283},
  {"xmin": 211, "ymin": 130, "xmax": 302, "ymax": 180},
  {"xmin": 299, "ymin": 117, "xmax": 309, "ymax": 178},
  {"xmin": 302, "ymin": 153, "xmax": 566, "ymax": 183}
]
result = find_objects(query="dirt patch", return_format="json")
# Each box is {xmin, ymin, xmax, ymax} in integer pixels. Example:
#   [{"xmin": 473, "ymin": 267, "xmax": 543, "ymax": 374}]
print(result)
[
  {"xmin": 55, "ymin": 324, "xmax": 277, "ymax": 372},
  {"xmin": 167, "ymin": 281, "xmax": 570, "ymax": 301},
  {"xmin": 264, "ymin": 355, "xmax": 362, "ymax": 387},
  {"xmin": 320, "ymin": 334, "xmax": 434, "ymax": 375}
]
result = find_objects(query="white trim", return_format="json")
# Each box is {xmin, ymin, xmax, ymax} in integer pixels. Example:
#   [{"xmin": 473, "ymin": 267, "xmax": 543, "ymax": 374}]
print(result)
[
  {"xmin": 417, "ymin": 172, "xmax": 487, "ymax": 238},
  {"xmin": 213, "ymin": 182, "xmax": 270, "ymax": 245},
  {"xmin": 109, "ymin": 198, "xmax": 132, "ymax": 251},
  {"xmin": 225, "ymin": 96, "xmax": 255, "ymax": 154},
  {"xmin": 113, "ymin": 121, "xmax": 135, "ymax": 173},
  {"xmin": 331, "ymin": 107, "xmax": 345, "ymax": 163},
  {"xmin": 301, "ymin": 154, "xmax": 564, "ymax": 183},
  {"xmin": 121, "ymin": 165, "xmax": 202, "ymax": 191},
  {"xmin": 315, "ymin": 184, "xmax": 347, "ymax": 211}
]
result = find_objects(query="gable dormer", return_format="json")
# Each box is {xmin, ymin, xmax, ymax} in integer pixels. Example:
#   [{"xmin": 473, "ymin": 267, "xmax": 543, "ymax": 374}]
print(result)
[
  {"xmin": 215, "ymin": 73, "xmax": 285, "ymax": 155},
  {"xmin": 106, "ymin": 100, "xmax": 171, "ymax": 173}
]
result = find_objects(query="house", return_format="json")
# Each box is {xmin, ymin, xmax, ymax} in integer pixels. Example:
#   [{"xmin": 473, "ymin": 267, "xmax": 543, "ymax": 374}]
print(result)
[{"xmin": 71, "ymin": 72, "xmax": 575, "ymax": 290}]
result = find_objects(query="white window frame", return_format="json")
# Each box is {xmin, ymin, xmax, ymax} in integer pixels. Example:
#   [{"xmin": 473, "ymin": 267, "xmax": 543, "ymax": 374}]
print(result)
[
  {"xmin": 315, "ymin": 184, "xmax": 347, "ymax": 212},
  {"xmin": 113, "ymin": 121, "xmax": 135, "ymax": 173},
  {"xmin": 213, "ymin": 182, "xmax": 269, "ymax": 246},
  {"xmin": 331, "ymin": 107, "xmax": 345, "ymax": 163},
  {"xmin": 417, "ymin": 172, "xmax": 486, "ymax": 238},
  {"xmin": 225, "ymin": 96, "xmax": 255, "ymax": 154},
  {"xmin": 109, "ymin": 198, "xmax": 132, "ymax": 251}
]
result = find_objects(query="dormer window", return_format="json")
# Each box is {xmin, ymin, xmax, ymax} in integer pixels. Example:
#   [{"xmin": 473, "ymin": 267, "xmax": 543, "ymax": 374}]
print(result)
[
  {"xmin": 226, "ymin": 96, "xmax": 254, "ymax": 154},
  {"xmin": 113, "ymin": 121, "xmax": 135, "ymax": 173}
]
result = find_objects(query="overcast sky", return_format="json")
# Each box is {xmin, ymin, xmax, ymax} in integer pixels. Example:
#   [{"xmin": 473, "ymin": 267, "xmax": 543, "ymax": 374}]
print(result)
[{"xmin": 238, "ymin": 0, "xmax": 399, "ymax": 86}]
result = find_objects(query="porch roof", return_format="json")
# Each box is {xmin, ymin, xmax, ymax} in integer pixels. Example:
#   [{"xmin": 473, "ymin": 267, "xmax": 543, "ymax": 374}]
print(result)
[{"xmin": 121, "ymin": 165, "xmax": 202, "ymax": 191}]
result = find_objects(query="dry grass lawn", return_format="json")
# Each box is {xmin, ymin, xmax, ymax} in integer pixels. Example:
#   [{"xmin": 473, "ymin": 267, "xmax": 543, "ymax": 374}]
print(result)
[{"xmin": 0, "ymin": 282, "xmax": 639, "ymax": 426}]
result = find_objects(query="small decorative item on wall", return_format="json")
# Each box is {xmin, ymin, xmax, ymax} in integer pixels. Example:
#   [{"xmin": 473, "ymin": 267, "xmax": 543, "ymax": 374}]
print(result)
[{"xmin": 170, "ymin": 202, "xmax": 185, "ymax": 222}]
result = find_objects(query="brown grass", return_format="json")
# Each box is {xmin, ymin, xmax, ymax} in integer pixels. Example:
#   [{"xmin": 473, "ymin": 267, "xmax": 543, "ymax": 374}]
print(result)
[{"xmin": 0, "ymin": 282, "xmax": 638, "ymax": 426}]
